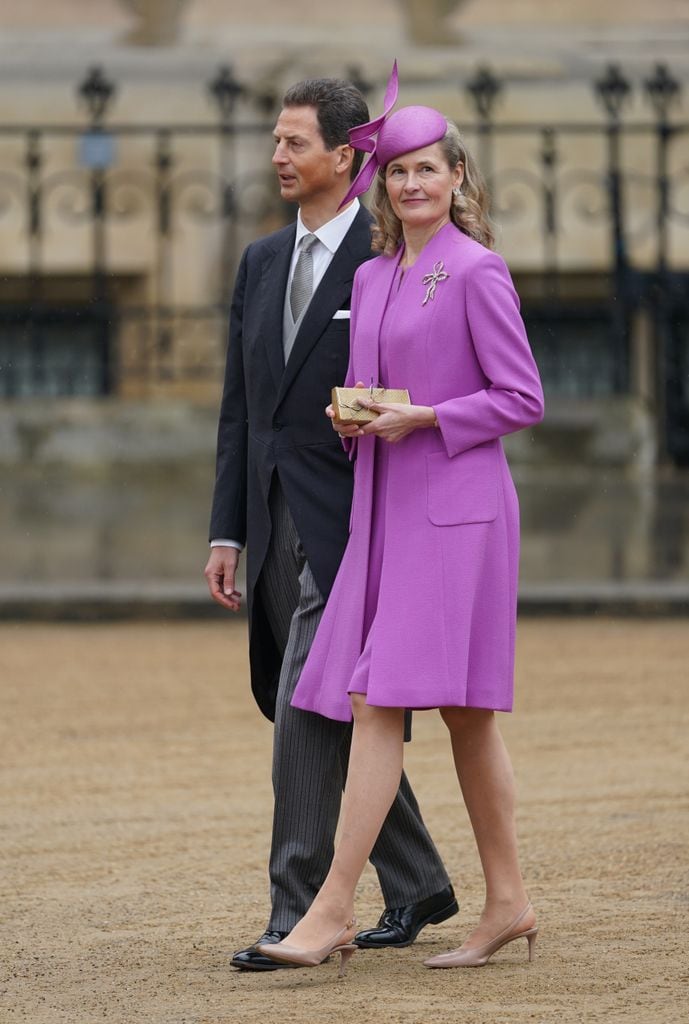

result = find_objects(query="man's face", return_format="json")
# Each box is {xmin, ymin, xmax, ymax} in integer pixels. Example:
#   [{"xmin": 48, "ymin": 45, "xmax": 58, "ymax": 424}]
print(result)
[{"xmin": 272, "ymin": 105, "xmax": 346, "ymax": 206}]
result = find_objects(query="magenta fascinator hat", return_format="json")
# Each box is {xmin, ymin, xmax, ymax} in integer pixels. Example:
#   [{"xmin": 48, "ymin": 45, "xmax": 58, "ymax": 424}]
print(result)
[{"xmin": 340, "ymin": 60, "xmax": 448, "ymax": 208}]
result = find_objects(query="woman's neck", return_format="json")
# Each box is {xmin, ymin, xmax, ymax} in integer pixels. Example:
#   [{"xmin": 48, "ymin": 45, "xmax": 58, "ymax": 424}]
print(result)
[{"xmin": 400, "ymin": 216, "xmax": 451, "ymax": 267}]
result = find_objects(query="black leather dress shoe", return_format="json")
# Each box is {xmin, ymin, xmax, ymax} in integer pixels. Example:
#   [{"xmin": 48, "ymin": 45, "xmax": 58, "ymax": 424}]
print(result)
[
  {"xmin": 354, "ymin": 885, "xmax": 459, "ymax": 949},
  {"xmin": 231, "ymin": 930, "xmax": 297, "ymax": 971}
]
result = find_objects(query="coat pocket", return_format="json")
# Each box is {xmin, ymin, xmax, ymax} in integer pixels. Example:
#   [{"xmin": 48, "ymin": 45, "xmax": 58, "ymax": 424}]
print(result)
[{"xmin": 426, "ymin": 445, "xmax": 499, "ymax": 526}]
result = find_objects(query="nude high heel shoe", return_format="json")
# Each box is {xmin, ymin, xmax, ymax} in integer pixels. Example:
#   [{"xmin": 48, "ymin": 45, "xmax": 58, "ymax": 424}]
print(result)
[
  {"xmin": 424, "ymin": 902, "xmax": 538, "ymax": 969},
  {"xmin": 256, "ymin": 920, "xmax": 358, "ymax": 977}
]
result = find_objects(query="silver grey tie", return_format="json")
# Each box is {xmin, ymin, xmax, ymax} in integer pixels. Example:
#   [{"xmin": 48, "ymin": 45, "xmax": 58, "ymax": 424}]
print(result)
[{"xmin": 289, "ymin": 234, "xmax": 317, "ymax": 322}]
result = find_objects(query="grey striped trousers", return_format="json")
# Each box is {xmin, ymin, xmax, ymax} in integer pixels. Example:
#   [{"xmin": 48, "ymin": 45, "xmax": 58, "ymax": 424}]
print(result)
[{"xmin": 259, "ymin": 480, "xmax": 450, "ymax": 931}]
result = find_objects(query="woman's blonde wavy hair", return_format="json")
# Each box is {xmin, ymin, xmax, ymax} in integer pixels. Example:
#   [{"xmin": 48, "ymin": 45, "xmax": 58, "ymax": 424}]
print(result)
[{"xmin": 369, "ymin": 120, "xmax": 494, "ymax": 254}]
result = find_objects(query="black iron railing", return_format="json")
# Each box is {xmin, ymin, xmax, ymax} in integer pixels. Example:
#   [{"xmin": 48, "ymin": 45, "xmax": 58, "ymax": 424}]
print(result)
[{"xmin": 0, "ymin": 64, "xmax": 688, "ymax": 457}]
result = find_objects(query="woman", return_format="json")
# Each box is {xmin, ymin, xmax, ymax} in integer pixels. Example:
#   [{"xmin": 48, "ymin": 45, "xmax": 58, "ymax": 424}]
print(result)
[{"xmin": 257, "ymin": 64, "xmax": 544, "ymax": 975}]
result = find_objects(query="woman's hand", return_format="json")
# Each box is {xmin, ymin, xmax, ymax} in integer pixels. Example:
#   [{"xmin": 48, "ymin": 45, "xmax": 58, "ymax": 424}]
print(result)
[
  {"xmin": 327, "ymin": 383, "xmax": 438, "ymax": 443},
  {"xmin": 358, "ymin": 401, "xmax": 437, "ymax": 443},
  {"xmin": 326, "ymin": 381, "xmax": 368, "ymax": 438}
]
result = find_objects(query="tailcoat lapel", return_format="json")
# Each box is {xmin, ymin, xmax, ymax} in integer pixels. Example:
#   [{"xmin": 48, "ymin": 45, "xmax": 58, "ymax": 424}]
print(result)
[
  {"xmin": 258, "ymin": 226, "xmax": 295, "ymax": 392},
  {"xmin": 276, "ymin": 208, "xmax": 373, "ymax": 407}
]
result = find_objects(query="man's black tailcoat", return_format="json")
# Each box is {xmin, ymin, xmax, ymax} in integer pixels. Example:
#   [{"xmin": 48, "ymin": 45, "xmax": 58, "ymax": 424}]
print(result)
[{"xmin": 210, "ymin": 206, "xmax": 374, "ymax": 720}]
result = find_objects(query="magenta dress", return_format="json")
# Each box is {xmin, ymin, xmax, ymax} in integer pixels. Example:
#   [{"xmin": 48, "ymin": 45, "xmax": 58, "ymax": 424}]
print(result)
[{"xmin": 291, "ymin": 223, "xmax": 544, "ymax": 722}]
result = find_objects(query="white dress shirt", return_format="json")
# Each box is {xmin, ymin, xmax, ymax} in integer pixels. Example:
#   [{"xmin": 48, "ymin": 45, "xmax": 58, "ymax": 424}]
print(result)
[{"xmin": 212, "ymin": 200, "xmax": 361, "ymax": 551}]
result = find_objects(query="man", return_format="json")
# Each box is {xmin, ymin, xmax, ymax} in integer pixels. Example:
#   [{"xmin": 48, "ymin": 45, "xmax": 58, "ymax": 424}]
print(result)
[{"xmin": 204, "ymin": 76, "xmax": 457, "ymax": 971}]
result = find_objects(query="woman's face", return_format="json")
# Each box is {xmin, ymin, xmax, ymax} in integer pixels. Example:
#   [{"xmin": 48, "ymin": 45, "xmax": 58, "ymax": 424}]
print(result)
[{"xmin": 385, "ymin": 142, "xmax": 463, "ymax": 231}]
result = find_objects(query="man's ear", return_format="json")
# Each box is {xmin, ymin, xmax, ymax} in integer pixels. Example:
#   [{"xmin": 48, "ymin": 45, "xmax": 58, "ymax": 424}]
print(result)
[{"xmin": 335, "ymin": 144, "xmax": 355, "ymax": 177}]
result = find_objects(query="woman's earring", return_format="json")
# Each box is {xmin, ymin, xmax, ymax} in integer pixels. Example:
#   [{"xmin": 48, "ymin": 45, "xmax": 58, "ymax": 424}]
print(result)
[{"xmin": 452, "ymin": 186, "xmax": 462, "ymax": 197}]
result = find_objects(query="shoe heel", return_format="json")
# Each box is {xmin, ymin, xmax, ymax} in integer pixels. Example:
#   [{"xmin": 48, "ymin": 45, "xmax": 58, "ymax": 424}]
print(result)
[
  {"xmin": 427, "ymin": 900, "xmax": 459, "ymax": 926},
  {"xmin": 337, "ymin": 944, "xmax": 356, "ymax": 978},
  {"xmin": 525, "ymin": 928, "xmax": 538, "ymax": 962}
]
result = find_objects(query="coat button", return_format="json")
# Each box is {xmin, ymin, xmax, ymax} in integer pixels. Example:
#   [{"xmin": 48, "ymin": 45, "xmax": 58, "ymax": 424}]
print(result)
[{"xmin": 273, "ymin": 420, "xmax": 283, "ymax": 431}]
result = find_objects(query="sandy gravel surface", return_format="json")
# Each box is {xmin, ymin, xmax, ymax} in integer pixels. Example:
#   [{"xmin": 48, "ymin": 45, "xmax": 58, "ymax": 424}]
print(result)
[{"xmin": 1, "ymin": 618, "xmax": 687, "ymax": 1024}]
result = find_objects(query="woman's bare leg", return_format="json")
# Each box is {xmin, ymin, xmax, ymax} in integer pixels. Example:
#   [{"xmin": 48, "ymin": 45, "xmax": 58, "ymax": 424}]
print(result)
[
  {"xmin": 440, "ymin": 707, "xmax": 534, "ymax": 945},
  {"xmin": 281, "ymin": 694, "xmax": 405, "ymax": 950}
]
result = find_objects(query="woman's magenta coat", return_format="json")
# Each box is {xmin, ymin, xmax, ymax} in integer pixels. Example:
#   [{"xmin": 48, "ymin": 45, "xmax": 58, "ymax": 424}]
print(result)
[{"xmin": 292, "ymin": 222, "xmax": 544, "ymax": 721}]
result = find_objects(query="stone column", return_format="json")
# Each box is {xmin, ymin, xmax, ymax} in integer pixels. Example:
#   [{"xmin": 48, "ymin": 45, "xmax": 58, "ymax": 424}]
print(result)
[
  {"xmin": 396, "ymin": 0, "xmax": 468, "ymax": 45},
  {"xmin": 116, "ymin": 0, "xmax": 190, "ymax": 46}
]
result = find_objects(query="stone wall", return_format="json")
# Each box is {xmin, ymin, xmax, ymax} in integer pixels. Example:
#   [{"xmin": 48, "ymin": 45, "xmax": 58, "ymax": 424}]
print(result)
[{"xmin": 1, "ymin": 1, "xmax": 688, "ymax": 598}]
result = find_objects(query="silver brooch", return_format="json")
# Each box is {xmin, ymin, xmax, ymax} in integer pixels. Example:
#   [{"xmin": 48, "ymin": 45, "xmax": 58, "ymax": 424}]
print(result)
[{"xmin": 421, "ymin": 260, "xmax": 449, "ymax": 306}]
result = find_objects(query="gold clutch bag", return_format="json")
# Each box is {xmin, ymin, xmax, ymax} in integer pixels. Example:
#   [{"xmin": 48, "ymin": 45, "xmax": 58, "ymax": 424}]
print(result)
[{"xmin": 331, "ymin": 386, "xmax": 411, "ymax": 423}]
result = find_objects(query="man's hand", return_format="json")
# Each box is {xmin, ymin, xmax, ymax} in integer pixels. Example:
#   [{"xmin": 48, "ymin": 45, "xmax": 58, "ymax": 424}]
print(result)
[{"xmin": 204, "ymin": 546, "xmax": 243, "ymax": 611}]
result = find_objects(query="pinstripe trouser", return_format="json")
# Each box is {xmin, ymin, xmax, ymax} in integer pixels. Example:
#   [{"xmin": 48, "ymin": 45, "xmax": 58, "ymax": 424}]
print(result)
[{"xmin": 259, "ymin": 479, "xmax": 451, "ymax": 931}]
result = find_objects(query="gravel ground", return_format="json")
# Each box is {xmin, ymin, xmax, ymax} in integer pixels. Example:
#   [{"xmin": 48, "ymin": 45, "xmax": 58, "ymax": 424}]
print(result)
[{"xmin": 1, "ymin": 618, "xmax": 687, "ymax": 1024}]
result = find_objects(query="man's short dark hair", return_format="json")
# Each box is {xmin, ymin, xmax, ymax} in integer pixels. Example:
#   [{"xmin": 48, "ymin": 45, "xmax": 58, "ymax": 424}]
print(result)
[{"xmin": 282, "ymin": 79, "xmax": 369, "ymax": 180}]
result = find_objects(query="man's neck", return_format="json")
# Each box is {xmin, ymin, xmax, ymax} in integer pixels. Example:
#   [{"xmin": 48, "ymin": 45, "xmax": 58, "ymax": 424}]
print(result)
[{"xmin": 299, "ymin": 194, "xmax": 353, "ymax": 232}]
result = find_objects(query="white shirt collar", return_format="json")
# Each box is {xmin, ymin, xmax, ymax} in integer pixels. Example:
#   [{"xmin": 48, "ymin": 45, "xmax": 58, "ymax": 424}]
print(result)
[{"xmin": 295, "ymin": 199, "xmax": 360, "ymax": 254}]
